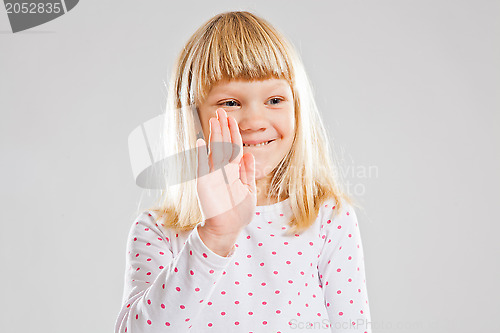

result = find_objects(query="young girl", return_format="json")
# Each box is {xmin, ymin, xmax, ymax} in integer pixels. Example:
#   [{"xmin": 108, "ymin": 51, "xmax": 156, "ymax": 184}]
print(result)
[{"xmin": 115, "ymin": 11, "xmax": 372, "ymax": 333}]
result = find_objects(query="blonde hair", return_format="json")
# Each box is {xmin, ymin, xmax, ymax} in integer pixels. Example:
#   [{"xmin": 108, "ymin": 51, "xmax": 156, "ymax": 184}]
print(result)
[{"xmin": 144, "ymin": 10, "xmax": 356, "ymax": 235}]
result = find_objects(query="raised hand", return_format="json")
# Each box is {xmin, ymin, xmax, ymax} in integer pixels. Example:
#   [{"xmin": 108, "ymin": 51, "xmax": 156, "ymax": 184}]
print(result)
[{"xmin": 195, "ymin": 108, "xmax": 257, "ymax": 256}]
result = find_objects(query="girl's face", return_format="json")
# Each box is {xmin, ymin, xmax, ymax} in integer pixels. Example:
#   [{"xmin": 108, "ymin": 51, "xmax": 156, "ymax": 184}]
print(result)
[{"xmin": 197, "ymin": 78, "xmax": 295, "ymax": 181}]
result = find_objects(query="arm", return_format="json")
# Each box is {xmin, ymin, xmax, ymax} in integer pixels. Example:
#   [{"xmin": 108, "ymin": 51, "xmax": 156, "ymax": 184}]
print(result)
[
  {"xmin": 114, "ymin": 212, "xmax": 236, "ymax": 333},
  {"xmin": 318, "ymin": 202, "xmax": 372, "ymax": 333}
]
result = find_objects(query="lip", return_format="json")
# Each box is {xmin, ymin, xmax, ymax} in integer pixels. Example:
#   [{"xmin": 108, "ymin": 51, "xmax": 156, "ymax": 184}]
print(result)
[{"xmin": 242, "ymin": 139, "xmax": 276, "ymax": 148}]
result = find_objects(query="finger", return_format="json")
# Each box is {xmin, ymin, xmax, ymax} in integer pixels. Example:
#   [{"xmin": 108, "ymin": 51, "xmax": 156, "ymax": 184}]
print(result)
[
  {"xmin": 239, "ymin": 153, "xmax": 248, "ymax": 186},
  {"xmin": 196, "ymin": 138, "xmax": 209, "ymax": 178},
  {"xmin": 209, "ymin": 117, "xmax": 223, "ymax": 171},
  {"xmin": 207, "ymin": 120, "xmax": 213, "ymax": 171},
  {"xmin": 218, "ymin": 108, "xmax": 232, "ymax": 164},
  {"xmin": 244, "ymin": 153, "xmax": 256, "ymax": 194},
  {"xmin": 228, "ymin": 115, "xmax": 242, "ymax": 164}
]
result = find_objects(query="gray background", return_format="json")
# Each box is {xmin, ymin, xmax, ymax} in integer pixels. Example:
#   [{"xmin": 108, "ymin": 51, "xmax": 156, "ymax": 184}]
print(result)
[{"xmin": 1, "ymin": 1, "xmax": 498, "ymax": 332}]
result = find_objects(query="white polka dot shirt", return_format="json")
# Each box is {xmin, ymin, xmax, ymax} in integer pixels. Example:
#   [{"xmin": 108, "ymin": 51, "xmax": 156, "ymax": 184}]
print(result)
[{"xmin": 115, "ymin": 197, "xmax": 372, "ymax": 332}]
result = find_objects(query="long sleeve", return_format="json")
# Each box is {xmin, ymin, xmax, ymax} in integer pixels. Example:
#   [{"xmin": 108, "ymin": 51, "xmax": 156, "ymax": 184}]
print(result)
[
  {"xmin": 114, "ymin": 212, "xmax": 236, "ymax": 333},
  {"xmin": 317, "ymin": 202, "xmax": 372, "ymax": 333}
]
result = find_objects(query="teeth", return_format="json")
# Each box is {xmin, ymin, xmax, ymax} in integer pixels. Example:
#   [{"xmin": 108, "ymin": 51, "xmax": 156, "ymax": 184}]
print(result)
[{"xmin": 243, "ymin": 140, "xmax": 271, "ymax": 147}]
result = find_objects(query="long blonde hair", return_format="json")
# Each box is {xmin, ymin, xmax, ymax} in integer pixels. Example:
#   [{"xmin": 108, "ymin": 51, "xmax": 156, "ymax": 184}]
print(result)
[{"xmin": 144, "ymin": 10, "xmax": 355, "ymax": 235}]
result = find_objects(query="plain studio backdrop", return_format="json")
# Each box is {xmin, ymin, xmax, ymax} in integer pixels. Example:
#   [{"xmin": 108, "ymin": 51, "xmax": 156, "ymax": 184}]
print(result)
[{"xmin": 1, "ymin": 1, "xmax": 498, "ymax": 332}]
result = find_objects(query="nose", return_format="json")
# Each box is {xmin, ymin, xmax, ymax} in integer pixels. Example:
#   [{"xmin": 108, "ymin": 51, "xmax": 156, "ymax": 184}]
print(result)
[{"xmin": 236, "ymin": 103, "xmax": 268, "ymax": 132}]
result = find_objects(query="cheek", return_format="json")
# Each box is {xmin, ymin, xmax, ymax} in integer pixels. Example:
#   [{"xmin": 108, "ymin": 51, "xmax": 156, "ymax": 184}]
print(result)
[{"xmin": 282, "ymin": 117, "xmax": 296, "ymax": 141}]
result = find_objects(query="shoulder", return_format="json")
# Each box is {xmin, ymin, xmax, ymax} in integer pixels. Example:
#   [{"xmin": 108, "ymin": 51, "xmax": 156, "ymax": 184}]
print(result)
[
  {"xmin": 127, "ymin": 210, "xmax": 169, "ymax": 238},
  {"xmin": 319, "ymin": 196, "xmax": 359, "ymax": 232}
]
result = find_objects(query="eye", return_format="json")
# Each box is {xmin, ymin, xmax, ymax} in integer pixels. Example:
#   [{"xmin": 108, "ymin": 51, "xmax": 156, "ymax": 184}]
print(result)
[
  {"xmin": 268, "ymin": 97, "xmax": 283, "ymax": 105},
  {"xmin": 220, "ymin": 100, "xmax": 239, "ymax": 107}
]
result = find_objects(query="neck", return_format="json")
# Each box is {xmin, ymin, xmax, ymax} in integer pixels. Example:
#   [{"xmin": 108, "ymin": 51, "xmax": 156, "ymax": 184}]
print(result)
[{"xmin": 255, "ymin": 175, "xmax": 277, "ymax": 206}]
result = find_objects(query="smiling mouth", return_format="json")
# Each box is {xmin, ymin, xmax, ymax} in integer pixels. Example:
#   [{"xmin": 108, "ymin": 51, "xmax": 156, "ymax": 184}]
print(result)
[{"xmin": 243, "ymin": 139, "xmax": 276, "ymax": 148}]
